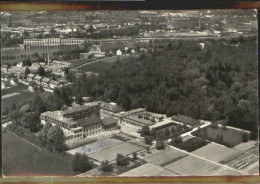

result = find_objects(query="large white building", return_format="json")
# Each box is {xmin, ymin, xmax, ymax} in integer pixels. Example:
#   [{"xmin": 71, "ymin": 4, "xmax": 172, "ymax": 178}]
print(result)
[{"xmin": 24, "ymin": 38, "xmax": 85, "ymax": 48}]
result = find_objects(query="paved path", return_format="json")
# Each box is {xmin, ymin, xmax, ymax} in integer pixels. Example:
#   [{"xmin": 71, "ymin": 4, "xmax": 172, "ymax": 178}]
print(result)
[
  {"xmin": 74, "ymin": 56, "xmax": 117, "ymax": 69},
  {"xmin": 2, "ymin": 92, "xmax": 20, "ymax": 99}
]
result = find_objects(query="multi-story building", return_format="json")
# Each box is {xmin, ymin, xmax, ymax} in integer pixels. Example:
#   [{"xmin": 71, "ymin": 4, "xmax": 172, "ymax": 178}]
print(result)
[
  {"xmin": 100, "ymin": 102, "xmax": 123, "ymax": 119},
  {"xmin": 40, "ymin": 111, "xmax": 84, "ymax": 144},
  {"xmin": 23, "ymin": 38, "xmax": 85, "ymax": 49},
  {"xmin": 63, "ymin": 101, "xmax": 102, "ymax": 119}
]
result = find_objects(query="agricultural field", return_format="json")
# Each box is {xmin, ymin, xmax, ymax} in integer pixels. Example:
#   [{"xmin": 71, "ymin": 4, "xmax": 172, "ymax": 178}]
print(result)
[
  {"xmin": 164, "ymin": 155, "xmax": 242, "ymax": 176},
  {"xmin": 2, "ymin": 132, "xmax": 77, "ymax": 176},
  {"xmin": 67, "ymin": 138, "xmax": 123, "ymax": 155},
  {"xmin": 192, "ymin": 142, "xmax": 240, "ymax": 162},
  {"xmin": 220, "ymin": 146, "xmax": 259, "ymax": 173},
  {"xmin": 120, "ymin": 163, "xmax": 179, "ymax": 176},
  {"xmin": 192, "ymin": 126, "xmax": 247, "ymax": 147},
  {"xmin": 142, "ymin": 147, "xmax": 188, "ymax": 166},
  {"xmin": 77, "ymin": 55, "xmax": 137, "ymax": 74},
  {"xmin": 88, "ymin": 142, "xmax": 143, "ymax": 162}
]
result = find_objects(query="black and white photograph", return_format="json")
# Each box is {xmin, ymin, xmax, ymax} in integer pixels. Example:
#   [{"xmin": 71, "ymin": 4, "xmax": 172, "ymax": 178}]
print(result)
[{"xmin": 1, "ymin": 9, "xmax": 259, "ymax": 177}]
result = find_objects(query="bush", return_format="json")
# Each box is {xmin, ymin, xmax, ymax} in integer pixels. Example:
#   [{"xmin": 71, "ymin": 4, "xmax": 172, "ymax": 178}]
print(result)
[
  {"xmin": 100, "ymin": 160, "xmax": 113, "ymax": 172},
  {"xmin": 73, "ymin": 153, "xmax": 93, "ymax": 172},
  {"xmin": 242, "ymin": 132, "xmax": 249, "ymax": 142},
  {"xmin": 116, "ymin": 153, "xmax": 129, "ymax": 166},
  {"xmin": 144, "ymin": 135, "xmax": 153, "ymax": 145}
]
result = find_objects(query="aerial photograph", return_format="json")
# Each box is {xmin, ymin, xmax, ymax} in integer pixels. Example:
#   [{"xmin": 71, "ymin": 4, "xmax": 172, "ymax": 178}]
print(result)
[{"xmin": 1, "ymin": 10, "xmax": 259, "ymax": 177}]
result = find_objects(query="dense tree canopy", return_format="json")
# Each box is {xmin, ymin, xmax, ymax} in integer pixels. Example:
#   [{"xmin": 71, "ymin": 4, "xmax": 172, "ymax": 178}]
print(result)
[{"xmin": 68, "ymin": 36, "xmax": 257, "ymax": 136}]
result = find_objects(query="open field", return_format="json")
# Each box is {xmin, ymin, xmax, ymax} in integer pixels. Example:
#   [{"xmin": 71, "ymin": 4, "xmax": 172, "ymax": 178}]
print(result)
[
  {"xmin": 120, "ymin": 163, "xmax": 179, "ymax": 176},
  {"xmin": 67, "ymin": 138, "xmax": 123, "ymax": 155},
  {"xmin": 2, "ymin": 83, "xmax": 27, "ymax": 96},
  {"xmin": 220, "ymin": 150, "xmax": 259, "ymax": 171},
  {"xmin": 65, "ymin": 58, "xmax": 95, "ymax": 68},
  {"xmin": 2, "ymin": 87, "xmax": 51, "ymax": 110},
  {"xmin": 192, "ymin": 126, "xmax": 246, "ymax": 147},
  {"xmin": 234, "ymin": 141, "xmax": 258, "ymax": 152},
  {"xmin": 2, "ymin": 132, "xmax": 77, "ymax": 176},
  {"xmin": 143, "ymin": 147, "xmax": 188, "ymax": 166},
  {"xmin": 192, "ymin": 143, "xmax": 240, "ymax": 163},
  {"xmin": 77, "ymin": 55, "xmax": 137, "ymax": 74},
  {"xmin": 164, "ymin": 155, "xmax": 242, "ymax": 176},
  {"xmin": 88, "ymin": 142, "xmax": 143, "ymax": 162}
]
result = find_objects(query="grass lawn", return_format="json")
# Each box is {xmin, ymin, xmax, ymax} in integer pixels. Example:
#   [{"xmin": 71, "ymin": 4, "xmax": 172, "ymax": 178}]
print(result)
[
  {"xmin": 2, "ymin": 83, "xmax": 27, "ymax": 96},
  {"xmin": 2, "ymin": 132, "xmax": 79, "ymax": 176},
  {"xmin": 142, "ymin": 147, "xmax": 188, "ymax": 166},
  {"xmin": 77, "ymin": 60, "xmax": 115, "ymax": 74},
  {"xmin": 2, "ymin": 88, "xmax": 51, "ymax": 110},
  {"xmin": 192, "ymin": 126, "xmax": 246, "ymax": 147},
  {"xmin": 64, "ymin": 58, "xmax": 95, "ymax": 68},
  {"xmin": 192, "ymin": 142, "xmax": 240, "ymax": 163},
  {"xmin": 77, "ymin": 55, "xmax": 137, "ymax": 74},
  {"xmin": 88, "ymin": 142, "xmax": 143, "ymax": 162}
]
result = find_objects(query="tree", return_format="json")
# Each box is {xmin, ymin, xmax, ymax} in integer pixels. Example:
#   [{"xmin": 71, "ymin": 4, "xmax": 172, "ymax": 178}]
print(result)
[
  {"xmin": 37, "ymin": 66, "xmax": 45, "ymax": 76},
  {"xmin": 156, "ymin": 139, "xmax": 165, "ymax": 150},
  {"xmin": 144, "ymin": 135, "xmax": 153, "ymax": 145},
  {"xmin": 242, "ymin": 132, "xmax": 249, "ymax": 142},
  {"xmin": 165, "ymin": 128, "xmax": 171, "ymax": 137},
  {"xmin": 43, "ymin": 122, "xmax": 53, "ymax": 133},
  {"xmin": 47, "ymin": 126, "xmax": 66, "ymax": 152},
  {"xmin": 116, "ymin": 153, "xmax": 129, "ymax": 166},
  {"xmin": 100, "ymin": 160, "xmax": 113, "ymax": 172},
  {"xmin": 21, "ymin": 113, "xmax": 41, "ymax": 132},
  {"xmin": 24, "ymin": 67, "xmax": 30, "ymax": 79},
  {"xmin": 171, "ymin": 126, "xmax": 176, "ymax": 135},
  {"xmin": 133, "ymin": 152, "xmax": 137, "ymax": 160},
  {"xmin": 39, "ymin": 131, "xmax": 47, "ymax": 146},
  {"xmin": 32, "ymin": 95, "xmax": 46, "ymax": 113},
  {"xmin": 140, "ymin": 125, "xmax": 150, "ymax": 137}
]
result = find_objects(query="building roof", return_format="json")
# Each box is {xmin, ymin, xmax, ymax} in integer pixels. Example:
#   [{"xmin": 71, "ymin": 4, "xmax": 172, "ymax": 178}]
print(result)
[
  {"xmin": 149, "ymin": 118, "xmax": 175, "ymax": 130},
  {"xmin": 100, "ymin": 102, "xmax": 123, "ymax": 113},
  {"xmin": 124, "ymin": 115, "xmax": 155, "ymax": 126},
  {"xmin": 34, "ymin": 75, "xmax": 43, "ymax": 81},
  {"xmin": 27, "ymin": 73, "xmax": 35, "ymax": 78},
  {"xmin": 42, "ymin": 77, "xmax": 51, "ymax": 83},
  {"xmin": 62, "ymin": 101, "xmax": 101, "ymax": 115},
  {"xmin": 77, "ymin": 115, "xmax": 102, "ymax": 129},
  {"xmin": 102, "ymin": 117, "xmax": 117, "ymax": 126},
  {"xmin": 41, "ymin": 111, "xmax": 77, "ymax": 127},
  {"xmin": 49, "ymin": 80, "xmax": 60, "ymax": 85},
  {"xmin": 171, "ymin": 114, "xmax": 200, "ymax": 126},
  {"xmin": 142, "ymin": 111, "xmax": 165, "ymax": 119}
]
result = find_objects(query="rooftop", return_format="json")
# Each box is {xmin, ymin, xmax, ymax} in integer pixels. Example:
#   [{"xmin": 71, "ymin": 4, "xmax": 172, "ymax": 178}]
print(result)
[
  {"xmin": 100, "ymin": 102, "xmax": 123, "ymax": 113},
  {"xmin": 102, "ymin": 117, "xmax": 117, "ymax": 126},
  {"xmin": 42, "ymin": 111, "xmax": 77, "ymax": 127},
  {"xmin": 77, "ymin": 114, "xmax": 102, "ymax": 128}
]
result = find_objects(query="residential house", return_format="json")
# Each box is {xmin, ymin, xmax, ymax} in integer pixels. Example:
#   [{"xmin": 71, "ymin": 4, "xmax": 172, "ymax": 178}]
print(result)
[
  {"xmin": 41, "ymin": 77, "xmax": 51, "ymax": 88},
  {"xmin": 27, "ymin": 73, "xmax": 35, "ymax": 82},
  {"xmin": 116, "ymin": 49, "xmax": 122, "ymax": 56},
  {"xmin": 34, "ymin": 75, "xmax": 43, "ymax": 85}
]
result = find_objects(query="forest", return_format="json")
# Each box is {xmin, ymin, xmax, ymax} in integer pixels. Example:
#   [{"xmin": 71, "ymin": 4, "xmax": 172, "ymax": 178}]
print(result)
[{"xmin": 51, "ymin": 36, "xmax": 258, "ymax": 138}]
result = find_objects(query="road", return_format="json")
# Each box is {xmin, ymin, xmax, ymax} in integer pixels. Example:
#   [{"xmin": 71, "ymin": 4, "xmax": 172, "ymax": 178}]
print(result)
[{"xmin": 87, "ymin": 34, "xmax": 256, "ymax": 43}]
